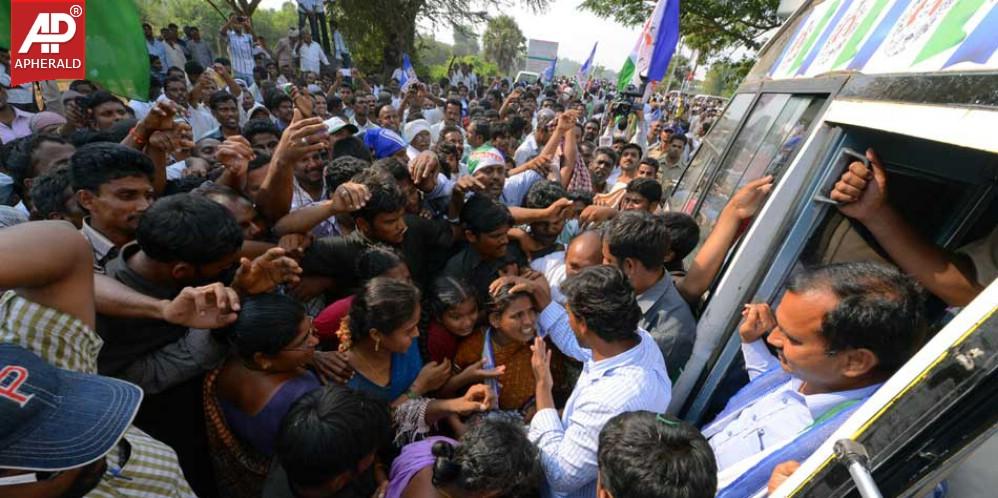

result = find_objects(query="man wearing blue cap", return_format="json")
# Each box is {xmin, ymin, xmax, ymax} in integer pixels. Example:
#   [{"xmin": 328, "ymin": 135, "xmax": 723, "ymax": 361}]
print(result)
[{"xmin": 0, "ymin": 344, "xmax": 142, "ymax": 495}]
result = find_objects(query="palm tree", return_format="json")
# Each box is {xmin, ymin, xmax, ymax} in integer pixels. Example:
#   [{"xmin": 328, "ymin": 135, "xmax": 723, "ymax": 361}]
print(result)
[{"xmin": 482, "ymin": 15, "xmax": 526, "ymax": 75}]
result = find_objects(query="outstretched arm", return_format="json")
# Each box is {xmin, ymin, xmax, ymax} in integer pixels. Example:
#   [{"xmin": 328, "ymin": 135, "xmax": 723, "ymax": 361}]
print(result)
[
  {"xmin": 831, "ymin": 149, "xmax": 983, "ymax": 306},
  {"xmin": 0, "ymin": 221, "xmax": 95, "ymax": 329}
]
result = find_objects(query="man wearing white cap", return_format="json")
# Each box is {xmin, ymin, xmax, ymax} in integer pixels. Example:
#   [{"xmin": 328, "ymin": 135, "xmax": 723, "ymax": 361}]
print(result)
[{"xmin": 403, "ymin": 119, "xmax": 432, "ymax": 161}]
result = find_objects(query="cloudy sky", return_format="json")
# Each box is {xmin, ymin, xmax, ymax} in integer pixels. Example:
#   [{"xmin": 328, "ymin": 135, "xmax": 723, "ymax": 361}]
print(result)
[{"xmin": 258, "ymin": 0, "xmax": 644, "ymax": 69}]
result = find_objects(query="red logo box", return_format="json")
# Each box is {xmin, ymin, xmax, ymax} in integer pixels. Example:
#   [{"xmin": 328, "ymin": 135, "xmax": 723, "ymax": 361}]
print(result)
[{"xmin": 10, "ymin": 0, "xmax": 86, "ymax": 85}]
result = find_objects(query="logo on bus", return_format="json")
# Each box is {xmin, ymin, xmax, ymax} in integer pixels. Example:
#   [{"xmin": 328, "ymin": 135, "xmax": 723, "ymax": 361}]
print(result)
[{"xmin": 10, "ymin": 1, "xmax": 86, "ymax": 86}]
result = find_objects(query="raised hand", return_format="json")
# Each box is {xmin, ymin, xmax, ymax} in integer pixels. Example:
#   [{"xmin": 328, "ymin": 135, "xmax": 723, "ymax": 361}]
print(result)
[
  {"xmin": 726, "ymin": 175, "xmax": 774, "ymax": 220},
  {"xmin": 739, "ymin": 303, "xmax": 776, "ymax": 343},
  {"xmin": 329, "ymin": 181, "xmax": 371, "ymax": 213},
  {"xmin": 231, "ymin": 247, "xmax": 303, "ymax": 295},
  {"xmin": 272, "ymin": 109, "xmax": 328, "ymax": 167},
  {"xmin": 162, "ymin": 283, "xmax": 241, "ymax": 329},
  {"xmin": 530, "ymin": 336, "xmax": 554, "ymax": 389},
  {"xmin": 412, "ymin": 359, "xmax": 452, "ymax": 395},
  {"xmin": 831, "ymin": 148, "xmax": 889, "ymax": 223}
]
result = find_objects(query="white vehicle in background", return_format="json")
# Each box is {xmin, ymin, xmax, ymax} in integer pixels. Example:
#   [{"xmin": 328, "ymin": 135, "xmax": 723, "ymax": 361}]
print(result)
[{"xmin": 514, "ymin": 71, "xmax": 540, "ymax": 85}]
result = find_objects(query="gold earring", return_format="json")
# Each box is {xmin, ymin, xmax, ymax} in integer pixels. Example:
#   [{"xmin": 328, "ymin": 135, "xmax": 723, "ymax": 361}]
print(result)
[{"xmin": 375, "ymin": 337, "xmax": 381, "ymax": 352}]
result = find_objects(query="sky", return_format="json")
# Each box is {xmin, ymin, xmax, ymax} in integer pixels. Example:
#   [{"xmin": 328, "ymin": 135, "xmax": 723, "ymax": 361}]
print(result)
[{"xmin": 257, "ymin": 0, "xmax": 645, "ymax": 70}]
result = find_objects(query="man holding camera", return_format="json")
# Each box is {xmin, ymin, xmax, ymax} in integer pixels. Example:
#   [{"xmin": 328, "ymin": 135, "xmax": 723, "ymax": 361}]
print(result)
[{"xmin": 219, "ymin": 14, "xmax": 256, "ymax": 84}]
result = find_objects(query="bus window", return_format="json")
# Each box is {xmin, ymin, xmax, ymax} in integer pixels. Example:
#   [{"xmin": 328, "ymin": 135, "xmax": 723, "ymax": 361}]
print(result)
[
  {"xmin": 694, "ymin": 94, "xmax": 827, "ymax": 241},
  {"xmin": 669, "ymin": 93, "xmax": 754, "ymax": 212}
]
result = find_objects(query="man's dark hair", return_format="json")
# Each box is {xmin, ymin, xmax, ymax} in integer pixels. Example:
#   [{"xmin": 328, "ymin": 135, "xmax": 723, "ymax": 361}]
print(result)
[
  {"xmin": 184, "ymin": 60, "xmax": 205, "ymax": 79},
  {"xmin": 524, "ymin": 180, "xmax": 568, "ymax": 210},
  {"xmin": 469, "ymin": 119, "xmax": 491, "ymax": 142},
  {"xmin": 163, "ymin": 75, "xmax": 187, "ymax": 91},
  {"xmin": 213, "ymin": 56, "xmax": 231, "ymax": 67},
  {"xmin": 70, "ymin": 142, "xmax": 154, "ymax": 192},
  {"xmin": 786, "ymin": 262, "xmax": 927, "ymax": 375},
  {"xmin": 662, "ymin": 212, "xmax": 700, "ymax": 262},
  {"xmin": 5, "ymin": 134, "xmax": 70, "ymax": 196},
  {"xmin": 85, "ymin": 90, "xmax": 123, "ymax": 113},
  {"xmin": 619, "ymin": 142, "xmax": 643, "ymax": 158},
  {"xmin": 489, "ymin": 121, "xmax": 508, "ymax": 140},
  {"xmin": 598, "ymin": 411, "xmax": 717, "ymax": 498},
  {"xmin": 276, "ymin": 385, "xmax": 390, "ymax": 487},
  {"xmin": 505, "ymin": 115, "xmax": 528, "ymax": 138},
  {"xmin": 208, "ymin": 90, "xmax": 237, "ymax": 111},
  {"xmin": 325, "ymin": 155, "xmax": 369, "ymax": 192},
  {"xmin": 461, "ymin": 195, "xmax": 513, "ymax": 235},
  {"xmin": 439, "ymin": 125, "xmax": 463, "ymax": 140},
  {"xmin": 372, "ymin": 157, "xmax": 409, "ymax": 184},
  {"xmin": 351, "ymin": 168, "xmax": 406, "ymax": 222},
  {"xmin": 569, "ymin": 189, "xmax": 594, "ymax": 206},
  {"xmin": 626, "ymin": 178, "xmax": 662, "ymax": 205},
  {"xmin": 560, "ymin": 265, "xmax": 641, "ymax": 342},
  {"xmin": 594, "ymin": 146, "xmax": 618, "ymax": 165},
  {"xmin": 332, "ymin": 136, "xmax": 373, "ymax": 162},
  {"xmin": 242, "ymin": 119, "xmax": 281, "ymax": 143},
  {"xmin": 265, "ymin": 91, "xmax": 292, "ymax": 111},
  {"xmin": 670, "ymin": 133, "xmax": 689, "ymax": 146},
  {"xmin": 28, "ymin": 165, "xmax": 73, "ymax": 220},
  {"xmin": 69, "ymin": 80, "xmax": 95, "ymax": 92},
  {"xmin": 445, "ymin": 98, "xmax": 463, "ymax": 111},
  {"xmin": 604, "ymin": 210, "xmax": 671, "ymax": 270},
  {"xmin": 136, "ymin": 193, "xmax": 244, "ymax": 265},
  {"xmin": 639, "ymin": 156, "xmax": 660, "ymax": 175}
]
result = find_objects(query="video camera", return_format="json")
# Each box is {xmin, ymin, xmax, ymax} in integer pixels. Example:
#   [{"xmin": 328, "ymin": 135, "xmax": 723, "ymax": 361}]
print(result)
[{"xmin": 610, "ymin": 82, "xmax": 646, "ymax": 130}]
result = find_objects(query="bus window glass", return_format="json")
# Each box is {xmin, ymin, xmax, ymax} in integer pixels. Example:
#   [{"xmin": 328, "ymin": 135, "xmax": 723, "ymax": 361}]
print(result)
[
  {"xmin": 695, "ymin": 95, "xmax": 826, "ymax": 237},
  {"xmin": 669, "ymin": 93, "xmax": 754, "ymax": 212}
]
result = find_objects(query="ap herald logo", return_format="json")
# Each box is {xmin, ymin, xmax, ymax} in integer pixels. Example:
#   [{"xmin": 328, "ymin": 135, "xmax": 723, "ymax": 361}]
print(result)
[{"xmin": 10, "ymin": 0, "xmax": 86, "ymax": 85}]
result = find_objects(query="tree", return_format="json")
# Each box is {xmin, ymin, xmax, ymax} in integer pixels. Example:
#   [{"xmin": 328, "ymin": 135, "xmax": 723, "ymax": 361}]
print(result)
[
  {"xmin": 216, "ymin": 0, "xmax": 264, "ymax": 17},
  {"xmin": 580, "ymin": 0, "xmax": 782, "ymax": 57},
  {"xmin": 482, "ymin": 15, "xmax": 526, "ymax": 75},
  {"xmin": 701, "ymin": 56, "xmax": 754, "ymax": 97}
]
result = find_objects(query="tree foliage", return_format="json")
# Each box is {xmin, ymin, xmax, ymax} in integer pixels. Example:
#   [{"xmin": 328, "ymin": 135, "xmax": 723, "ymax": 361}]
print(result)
[
  {"xmin": 453, "ymin": 24, "xmax": 480, "ymax": 56},
  {"xmin": 482, "ymin": 15, "xmax": 526, "ymax": 75},
  {"xmin": 701, "ymin": 56, "xmax": 754, "ymax": 97},
  {"xmin": 579, "ymin": 0, "xmax": 782, "ymax": 57}
]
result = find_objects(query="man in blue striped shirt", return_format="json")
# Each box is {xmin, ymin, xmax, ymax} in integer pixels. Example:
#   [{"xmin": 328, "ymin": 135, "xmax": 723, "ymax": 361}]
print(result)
[{"xmin": 510, "ymin": 265, "xmax": 671, "ymax": 497}]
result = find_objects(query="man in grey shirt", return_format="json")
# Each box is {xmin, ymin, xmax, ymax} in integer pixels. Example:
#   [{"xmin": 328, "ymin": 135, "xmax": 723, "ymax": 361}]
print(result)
[
  {"xmin": 184, "ymin": 26, "xmax": 214, "ymax": 68},
  {"xmin": 602, "ymin": 211, "xmax": 697, "ymax": 380}
]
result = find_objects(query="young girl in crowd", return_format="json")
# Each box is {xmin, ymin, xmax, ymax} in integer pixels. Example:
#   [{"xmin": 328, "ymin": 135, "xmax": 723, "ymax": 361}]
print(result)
[
  {"xmin": 339, "ymin": 277, "xmax": 450, "ymax": 404},
  {"xmin": 385, "ymin": 416, "xmax": 543, "ymax": 498},
  {"xmin": 453, "ymin": 282, "xmax": 564, "ymax": 414},
  {"xmin": 424, "ymin": 276, "xmax": 479, "ymax": 363},
  {"xmin": 205, "ymin": 293, "xmax": 321, "ymax": 495}
]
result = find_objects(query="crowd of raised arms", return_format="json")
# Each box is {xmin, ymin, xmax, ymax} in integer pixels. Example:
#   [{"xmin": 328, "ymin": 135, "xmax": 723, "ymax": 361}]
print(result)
[{"xmin": 0, "ymin": 8, "xmax": 994, "ymax": 498}]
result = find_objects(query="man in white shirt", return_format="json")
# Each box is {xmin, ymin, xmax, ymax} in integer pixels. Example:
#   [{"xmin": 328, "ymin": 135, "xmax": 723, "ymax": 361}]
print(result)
[
  {"xmin": 516, "ymin": 265, "xmax": 671, "ymax": 498},
  {"xmin": 297, "ymin": 29, "xmax": 329, "ymax": 75},
  {"xmin": 704, "ymin": 262, "xmax": 925, "ymax": 473}
]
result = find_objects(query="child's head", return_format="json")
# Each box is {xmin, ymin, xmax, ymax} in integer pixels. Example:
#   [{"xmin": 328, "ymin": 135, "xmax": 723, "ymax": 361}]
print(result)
[
  {"xmin": 487, "ymin": 282, "xmax": 537, "ymax": 345},
  {"xmin": 597, "ymin": 411, "xmax": 717, "ymax": 498},
  {"xmin": 356, "ymin": 246, "xmax": 410, "ymax": 283},
  {"xmin": 429, "ymin": 277, "xmax": 478, "ymax": 338},
  {"xmin": 661, "ymin": 212, "xmax": 700, "ymax": 268}
]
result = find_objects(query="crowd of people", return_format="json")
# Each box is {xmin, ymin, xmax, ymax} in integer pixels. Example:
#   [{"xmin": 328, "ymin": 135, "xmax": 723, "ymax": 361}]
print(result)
[{"xmin": 0, "ymin": 6, "xmax": 994, "ymax": 498}]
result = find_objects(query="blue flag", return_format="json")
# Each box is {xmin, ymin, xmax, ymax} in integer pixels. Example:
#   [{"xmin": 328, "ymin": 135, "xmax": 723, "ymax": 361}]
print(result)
[
  {"xmin": 542, "ymin": 58, "xmax": 557, "ymax": 82},
  {"xmin": 400, "ymin": 53, "xmax": 418, "ymax": 90},
  {"xmin": 645, "ymin": 0, "xmax": 681, "ymax": 82},
  {"xmin": 576, "ymin": 42, "xmax": 598, "ymax": 83}
]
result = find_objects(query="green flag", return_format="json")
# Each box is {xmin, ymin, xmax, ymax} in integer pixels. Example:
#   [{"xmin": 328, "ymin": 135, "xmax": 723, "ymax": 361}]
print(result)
[{"xmin": 0, "ymin": 0, "xmax": 150, "ymax": 100}]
